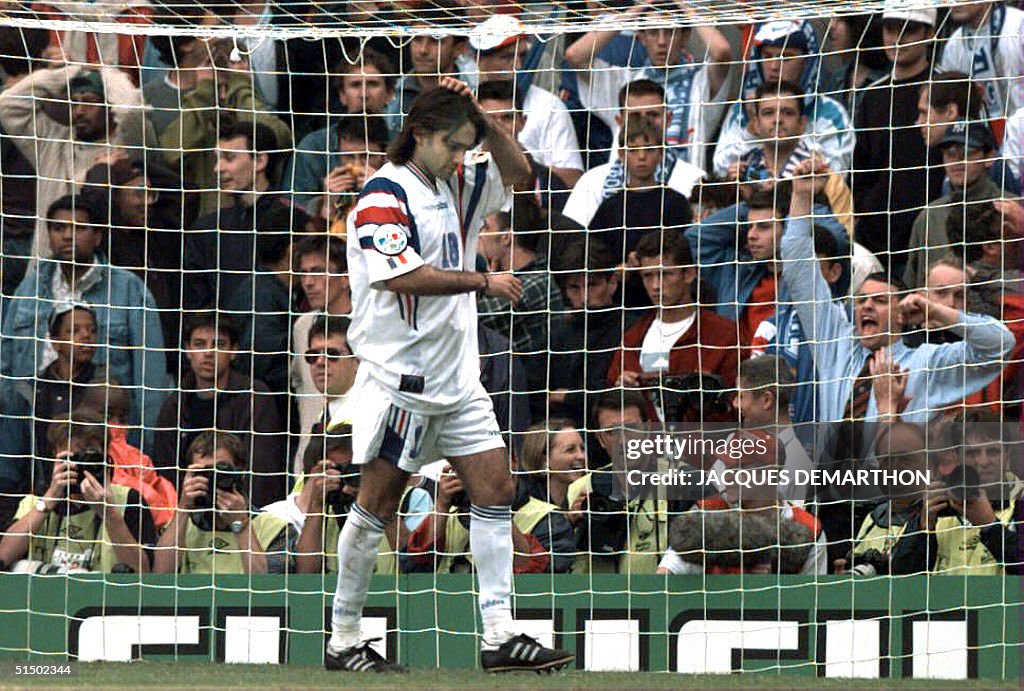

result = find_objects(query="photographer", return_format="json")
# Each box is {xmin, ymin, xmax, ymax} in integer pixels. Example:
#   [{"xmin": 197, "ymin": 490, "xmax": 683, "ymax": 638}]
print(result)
[
  {"xmin": 265, "ymin": 427, "xmax": 417, "ymax": 575},
  {"xmin": 835, "ymin": 422, "xmax": 930, "ymax": 576},
  {"xmin": 402, "ymin": 458, "xmax": 549, "ymax": 574},
  {"xmin": 576, "ymin": 391, "xmax": 674, "ymax": 575},
  {"xmin": 153, "ymin": 432, "xmax": 293, "ymax": 575},
  {"xmin": 0, "ymin": 414, "xmax": 155, "ymax": 574},
  {"xmin": 891, "ymin": 410, "xmax": 1022, "ymax": 575}
]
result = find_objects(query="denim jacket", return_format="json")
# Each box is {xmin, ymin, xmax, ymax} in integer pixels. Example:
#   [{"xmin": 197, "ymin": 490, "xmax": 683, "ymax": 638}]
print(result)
[{"xmin": 0, "ymin": 257, "xmax": 167, "ymax": 442}]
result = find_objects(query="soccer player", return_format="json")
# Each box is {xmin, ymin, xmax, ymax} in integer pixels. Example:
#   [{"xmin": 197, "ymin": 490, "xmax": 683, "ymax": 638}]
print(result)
[{"xmin": 327, "ymin": 78, "xmax": 574, "ymax": 673}]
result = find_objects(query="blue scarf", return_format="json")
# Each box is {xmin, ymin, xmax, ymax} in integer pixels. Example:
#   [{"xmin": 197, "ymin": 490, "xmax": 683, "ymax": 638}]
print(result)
[
  {"xmin": 736, "ymin": 20, "xmax": 822, "ymax": 130},
  {"xmin": 638, "ymin": 57, "xmax": 701, "ymax": 153},
  {"xmin": 742, "ymin": 139, "xmax": 813, "ymax": 181},
  {"xmin": 601, "ymin": 146, "xmax": 679, "ymax": 202}
]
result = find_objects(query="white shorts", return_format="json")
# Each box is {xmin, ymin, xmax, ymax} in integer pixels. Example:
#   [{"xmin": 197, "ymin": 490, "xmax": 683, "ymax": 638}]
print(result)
[{"xmin": 351, "ymin": 376, "xmax": 504, "ymax": 473}]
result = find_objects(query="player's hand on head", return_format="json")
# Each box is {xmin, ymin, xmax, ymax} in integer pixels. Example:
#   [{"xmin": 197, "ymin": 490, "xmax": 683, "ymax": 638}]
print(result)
[{"xmin": 485, "ymin": 272, "xmax": 523, "ymax": 304}]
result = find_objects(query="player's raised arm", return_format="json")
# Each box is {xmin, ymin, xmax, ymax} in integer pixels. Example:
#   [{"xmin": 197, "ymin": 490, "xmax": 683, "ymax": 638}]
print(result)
[{"xmin": 437, "ymin": 77, "xmax": 532, "ymax": 189}]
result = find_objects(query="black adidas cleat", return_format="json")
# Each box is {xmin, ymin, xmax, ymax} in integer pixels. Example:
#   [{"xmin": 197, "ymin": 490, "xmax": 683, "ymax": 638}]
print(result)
[
  {"xmin": 481, "ymin": 634, "xmax": 574, "ymax": 673},
  {"xmin": 324, "ymin": 639, "xmax": 407, "ymax": 673}
]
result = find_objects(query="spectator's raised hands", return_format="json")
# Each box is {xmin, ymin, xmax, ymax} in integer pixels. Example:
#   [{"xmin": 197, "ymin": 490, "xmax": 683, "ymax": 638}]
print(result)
[{"xmin": 869, "ymin": 347, "xmax": 911, "ymax": 418}]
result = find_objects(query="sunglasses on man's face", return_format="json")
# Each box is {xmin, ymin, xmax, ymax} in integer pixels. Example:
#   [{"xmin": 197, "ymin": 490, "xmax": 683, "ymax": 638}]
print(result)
[{"xmin": 304, "ymin": 347, "xmax": 349, "ymax": 365}]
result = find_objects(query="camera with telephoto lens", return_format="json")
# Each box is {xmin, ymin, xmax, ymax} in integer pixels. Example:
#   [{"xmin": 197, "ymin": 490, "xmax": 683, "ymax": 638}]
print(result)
[
  {"xmin": 580, "ymin": 493, "xmax": 627, "ymax": 555},
  {"xmin": 191, "ymin": 461, "xmax": 246, "ymax": 531},
  {"xmin": 844, "ymin": 548, "xmax": 889, "ymax": 577},
  {"xmin": 448, "ymin": 488, "xmax": 473, "ymax": 529},
  {"xmin": 936, "ymin": 463, "xmax": 982, "ymax": 518},
  {"xmin": 68, "ymin": 448, "xmax": 106, "ymax": 494},
  {"xmin": 642, "ymin": 372, "xmax": 733, "ymax": 421},
  {"xmin": 325, "ymin": 462, "xmax": 360, "ymax": 526}
]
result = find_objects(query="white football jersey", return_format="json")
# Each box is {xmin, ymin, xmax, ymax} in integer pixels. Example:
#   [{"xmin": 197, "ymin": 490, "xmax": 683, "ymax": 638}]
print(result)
[{"xmin": 347, "ymin": 154, "xmax": 509, "ymax": 414}]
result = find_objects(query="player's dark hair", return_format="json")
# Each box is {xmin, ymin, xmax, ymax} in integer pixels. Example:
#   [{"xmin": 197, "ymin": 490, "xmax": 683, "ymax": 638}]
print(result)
[
  {"xmin": 388, "ymin": 88, "xmax": 488, "ymax": 165},
  {"xmin": 478, "ymin": 79, "xmax": 516, "ymax": 104},
  {"xmin": 860, "ymin": 272, "xmax": 908, "ymax": 294}
]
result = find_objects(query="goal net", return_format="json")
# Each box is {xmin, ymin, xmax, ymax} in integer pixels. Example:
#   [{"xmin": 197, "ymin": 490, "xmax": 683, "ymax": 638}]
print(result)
[{"xmin": 0, "ymin": 0, "xmax": 1021, "ymax": 678}]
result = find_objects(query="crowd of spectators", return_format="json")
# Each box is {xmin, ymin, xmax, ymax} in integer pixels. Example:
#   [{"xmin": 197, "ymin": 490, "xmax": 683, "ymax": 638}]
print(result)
[{"xmin": 0, "ymin": 0, "xmax": 1021, "ymax": 577}]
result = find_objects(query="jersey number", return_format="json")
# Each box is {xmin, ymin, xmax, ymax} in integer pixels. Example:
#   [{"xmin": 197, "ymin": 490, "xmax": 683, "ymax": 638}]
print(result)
[{"xmin": 441, "ymin": 231, "xmax": 461, "ymax": 269}]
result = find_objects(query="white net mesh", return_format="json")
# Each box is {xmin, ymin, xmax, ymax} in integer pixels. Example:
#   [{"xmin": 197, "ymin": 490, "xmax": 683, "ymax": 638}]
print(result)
[{"xmin": 0, "ymin": 0, "xmax": 1021, "ymax": 677}]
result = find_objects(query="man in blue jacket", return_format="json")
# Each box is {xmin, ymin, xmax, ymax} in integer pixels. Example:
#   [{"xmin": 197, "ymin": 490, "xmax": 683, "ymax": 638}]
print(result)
[
  {"xmin": 783, "ymin": 159, "xmax": 1012, "ymax": 429},
  {"xmin": 0, "ymin": 195, "xmax": 166, "ymax": 446}
]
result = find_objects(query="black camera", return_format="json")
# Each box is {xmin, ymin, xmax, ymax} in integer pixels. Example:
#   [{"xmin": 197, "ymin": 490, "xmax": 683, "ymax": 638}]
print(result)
[
  {"xmin": 325, "ymin": 463, "xmax": 360, "ymax": 525},
  {"xmin": 936, "ymin": 463, "xmax": 981, "ymax": 518},
  {"xmin": 68, "ymin": 448, "xmax": 106, "ymax": 494},
  {"xmin": 191, "ymin": 461, "xmax": 246, "ymax": 531},
  {"xmin": 448, "ymin": 488, "xmax": 473, "ymax": 529},
  {"xmin": 580, "ymin": 494, "xmax": 627, "ymax": 556},
  {"xmin": 646, "ymin": 373, "xmax": 733, "ymax": 421},
  {"xmin": 845, "ymin": 548, "xmax": 889, "ymax": 576}
]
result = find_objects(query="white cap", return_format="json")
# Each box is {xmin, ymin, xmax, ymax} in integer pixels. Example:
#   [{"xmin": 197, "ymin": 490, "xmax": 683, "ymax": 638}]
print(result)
[
  {"xmin": 882, "ymin": 0, "xmax": 937, "ymax": 27},
  {"xmin": 469, "ymin": 14, "xmax": 525, "ymax": 53}
]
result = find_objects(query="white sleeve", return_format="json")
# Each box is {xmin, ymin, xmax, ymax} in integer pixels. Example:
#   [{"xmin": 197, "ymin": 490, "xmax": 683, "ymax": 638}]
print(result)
[
  {"xmin": 459, "ymin": 150, "xmax": 510, "ymax": 225},
  {"xmin": 520, "ymin": 88, "xmax": 584, "ymax": 172},
  {"xmin": 350, "ymin": 181, "xmax": 426, "ymax": 288},
  {"xmin": 575, "ymin": 56, "xmax": 634, "ymax": 131},
  {"xmin": 561, "ymin": 167, "xmax": 606, "ymax": 228},
  {"xmin": 712, "ymin": 107, "xmax": 756, "ymax": 178}
]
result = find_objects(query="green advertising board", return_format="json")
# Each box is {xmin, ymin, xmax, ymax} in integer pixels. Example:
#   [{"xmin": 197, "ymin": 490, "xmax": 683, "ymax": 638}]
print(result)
[{"xmin": 0, "ymin": 574, "xmax": 1019, "ymax": 679}]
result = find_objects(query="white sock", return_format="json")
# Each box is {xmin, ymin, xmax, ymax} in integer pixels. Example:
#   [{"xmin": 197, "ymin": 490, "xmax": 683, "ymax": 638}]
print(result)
[
  {"xmin": 328, "ymin": 503, "xmax": 385, "ymax": 652},
  {"xmin": 470, "ymin": 505, "xmax": 516, "ymax": 650}
]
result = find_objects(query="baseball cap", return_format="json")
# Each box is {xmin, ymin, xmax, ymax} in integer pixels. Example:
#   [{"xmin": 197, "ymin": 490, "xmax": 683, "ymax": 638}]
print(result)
[
  {"xmin": 69, "ymin": 70, "xmax": 105, "ymax": 99},
  {"xmin": 469, "ymin": 14, "xmax": 526, "ymax": 53},
  {"xmin": 753, "ymin": 21, "xmax": 810, "ymax": 53},
  {"xmin": 48, "ymin": 301, "xmax": 96, "ymax": 335},
  {"xmin": 939, "ymin": 119, "xmax": 996, "ymax": 151},
  {"xmin": 882, "ymin": 0, "xmax": 937, "ymax": 27}
]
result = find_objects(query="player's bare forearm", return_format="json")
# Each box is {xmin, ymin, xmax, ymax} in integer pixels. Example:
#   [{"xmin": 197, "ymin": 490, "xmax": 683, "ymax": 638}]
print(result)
[
  {"xmin": 385, "ymin": 265, "xmax": 486, "ymax": 296},
  {"xmin": 482, "ymin": 113, "xmax": 532, "ymax": 189}
]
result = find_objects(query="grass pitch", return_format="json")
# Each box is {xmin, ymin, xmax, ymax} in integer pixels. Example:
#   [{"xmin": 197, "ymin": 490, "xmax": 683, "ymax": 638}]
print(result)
[{"xmin": 1, "ymin": 663, "xmax": 1016, "ymax": 691}]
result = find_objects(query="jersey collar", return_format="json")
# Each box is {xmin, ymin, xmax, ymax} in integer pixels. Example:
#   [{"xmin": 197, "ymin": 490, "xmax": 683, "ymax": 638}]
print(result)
[{"xmin": 406, "ymin": 160, "xmax": 436, "ymax": 192}]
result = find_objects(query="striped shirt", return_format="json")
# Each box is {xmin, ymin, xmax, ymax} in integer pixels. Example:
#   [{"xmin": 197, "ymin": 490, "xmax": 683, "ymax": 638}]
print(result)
[{"xmin": 347, "ymin": 155, "xmax": 509, "ymax": 414}]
